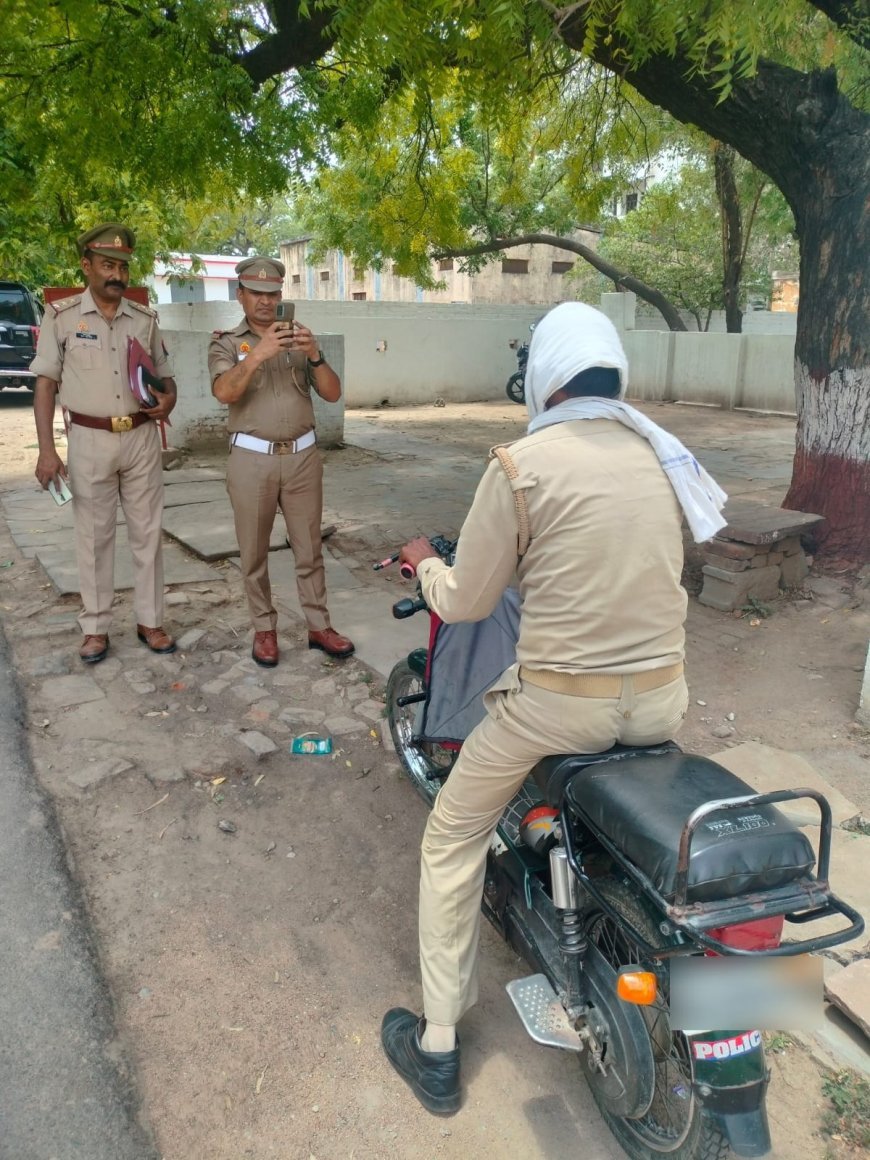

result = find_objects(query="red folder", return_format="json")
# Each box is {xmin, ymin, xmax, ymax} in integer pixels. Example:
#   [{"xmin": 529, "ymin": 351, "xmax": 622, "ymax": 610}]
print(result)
[
  {"xmin": 127, "ymin": 336, "xmax": 167, "ymax": 412},
  {"xmin": 127, "ymin": 337, "xmax": 171, "ymax": 450}
]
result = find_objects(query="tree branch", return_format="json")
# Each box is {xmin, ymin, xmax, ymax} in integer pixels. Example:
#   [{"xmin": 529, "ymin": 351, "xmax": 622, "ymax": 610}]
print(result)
[
  {"xmin": 234, "ymin": 1, "xmax": 337, "ymax": 87},
  {"xmin": 556, "ymin": 13, "xmax": 866, "ymax": 232},
  {"xmin": 433, "ymin": 233, "xmax": 688, "ymax": 330},
  {"xmin": 809, "ymin": 0, "xmax": 870, "ymax": 50}
]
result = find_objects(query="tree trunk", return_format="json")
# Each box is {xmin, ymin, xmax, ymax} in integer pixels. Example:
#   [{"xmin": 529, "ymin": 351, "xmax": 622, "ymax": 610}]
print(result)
[
  {"xmin": 555, "ymin": 19, "xmax": 870, "ymax": 558},
  {"xmin": 713, "ymin": 144, "xmax": 743, "ymax": 334},
  {"xmin": 782, "ymin": 175, "xmax": 870, "ymax": 560}
]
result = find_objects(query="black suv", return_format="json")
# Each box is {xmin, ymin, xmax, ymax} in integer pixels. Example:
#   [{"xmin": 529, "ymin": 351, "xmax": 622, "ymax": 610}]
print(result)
[{"xmin": 0, "ymin": 281, "xmax": 43, "ymax": 390}]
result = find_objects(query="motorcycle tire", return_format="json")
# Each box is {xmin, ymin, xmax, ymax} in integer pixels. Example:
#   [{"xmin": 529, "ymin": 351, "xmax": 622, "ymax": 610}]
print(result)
[
  {"xmin": 584, "ymin": 878, "xmax": 730, "ymax": 1160},
  {"xmin": 386, "ymin": 659, "xmax": 455, "ymax": 807},
  {"xmin": 505, "ymin": 372, "xmax": 525, "ymax": 404}
]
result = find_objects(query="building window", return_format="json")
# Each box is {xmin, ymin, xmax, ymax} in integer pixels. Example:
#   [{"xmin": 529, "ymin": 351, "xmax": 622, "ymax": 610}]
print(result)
[
  {"xmin": 227, "ymin": 278, "xmax": 239, "ymax": 299},
  {"xmin": 320, "ymin": 270, "xmax": 330, "ymax": 282},
  {"xmin": 438, "ymin": 258, "xmax": 454, "ymax": 272},
  {"xmin": 624, "ymin": 192, "xmax": 639, "ymax": 212},
  {"xmin": 169, "ymin": 278, "xmax": 205, "ymax": 304},
  {"xmin": 352, "ymin": 291, "xmax": 367, "ymax": 301},
  {"xmin": 501, "ymin": 258, "xmax": 529, "ymax": 275},
  {"xmin": 551, "ymin": 261, "xmax": 574, "ymax": 275},
  {"xmin": 353, "ymin": 267, "xmax": 366, "ymax": 281},
  {"xmin": 292, "ymin": 273, "xmax": 301, "ymax": 284}
]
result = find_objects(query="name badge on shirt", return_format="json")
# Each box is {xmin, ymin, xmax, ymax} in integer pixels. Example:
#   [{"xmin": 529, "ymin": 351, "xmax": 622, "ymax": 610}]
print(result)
[{"xmin": 68, "ymin": 332, "xmax": 102, "ymax": 350}]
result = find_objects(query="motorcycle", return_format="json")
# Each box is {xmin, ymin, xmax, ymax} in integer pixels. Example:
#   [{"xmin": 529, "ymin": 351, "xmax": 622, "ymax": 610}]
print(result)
[
  {"xmin": 382, "ymin": 537, "xmax": 864, "ymax": 1160},
  {"xmin": 505, "ymin": 337, "xmax": 529, "ymax": 404},
  {"xmin": 506, "ymin": 320, "xmax": 542, "ymax": 404}
]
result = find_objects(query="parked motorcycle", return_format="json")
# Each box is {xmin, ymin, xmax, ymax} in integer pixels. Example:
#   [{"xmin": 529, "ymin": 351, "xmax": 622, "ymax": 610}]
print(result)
[
  {"xmin": 506, "ymin": 337, "xmax": 529, "ymax": 403},
  {"xmin": 383, "ymin": 537, "xmax": 863, "ymax": 1160}
]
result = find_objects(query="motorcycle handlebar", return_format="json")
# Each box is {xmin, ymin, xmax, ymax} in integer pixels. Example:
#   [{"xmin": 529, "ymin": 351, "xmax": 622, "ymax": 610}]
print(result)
[{"xmin": 373, "ymin": 535, "xmax": 457, "ymax": 580}]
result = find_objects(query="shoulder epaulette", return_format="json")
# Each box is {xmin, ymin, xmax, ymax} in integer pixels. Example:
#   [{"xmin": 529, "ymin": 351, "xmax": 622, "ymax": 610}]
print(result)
[
  {"xmin": 211, "ymin": 329, "xmax": 230, "ymax": 338},
  {"xmin": 126, "ymin": 299, "xmax": 157, "ymax": 318},
  {"xmin": 488, "ymin": 438, "xmax": 521, "ymax": 459},
  {"xmin": 50, "ymin": 294, "xmax": 83, "ymax": 315}
]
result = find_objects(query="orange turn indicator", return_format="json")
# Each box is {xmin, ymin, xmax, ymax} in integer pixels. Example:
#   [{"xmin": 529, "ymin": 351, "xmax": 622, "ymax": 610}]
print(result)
[{"xmin": 616, "ymin": 970, "xmax": 658, "ymax": 1006}]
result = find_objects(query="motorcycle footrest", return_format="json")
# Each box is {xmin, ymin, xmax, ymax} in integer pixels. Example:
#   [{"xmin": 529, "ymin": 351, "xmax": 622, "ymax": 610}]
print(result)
[{"xmin": 505, "ymin": 974, "xmax": 584, "ymax": 1052}]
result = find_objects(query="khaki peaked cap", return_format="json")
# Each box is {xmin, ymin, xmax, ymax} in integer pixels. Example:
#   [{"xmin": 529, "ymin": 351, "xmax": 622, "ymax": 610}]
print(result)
[
  {"xmin": 236, "ymin": 256, "xmax": 285, "ymax": 292},
  {"xmin": 77, "ymin": 222, "xmax": 136, "ymax": 260}
]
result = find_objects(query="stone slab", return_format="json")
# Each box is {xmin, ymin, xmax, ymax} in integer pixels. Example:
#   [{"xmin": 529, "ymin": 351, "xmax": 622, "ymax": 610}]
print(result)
[
  {"xmin": 161, "ymin": 468, "xmax": 226, "ymax": 485},
  {"xmin": 698, "ymin": 564, "xmax": 781, "ymax": 610},
  {"xmin": 858, "ymin": 641, "xmax": 870, "ymax": 728},
  {"xmin": 162, "ymin": 498, "xmax": 289, "ymax": 560},
  {"xmin": 236, "ymin": 730, "xmax": 278, "ymax": 758},
  {"xmin": 710, "ymin": 742, "xmax": 859, "ymax": 827},
  {"xmin": 808, "ymin": 1005, "xmax": 870, "ymax": 1078},
  {"xmin": 38, "ymin": 675, "xmax": 106, "ymax": 710},
  {"xmin": 33, "ymin": 528, "xmax": 219, "ymax": 595},
  {"xmin": 824, "ymin": 960, "xmax": 870, "ymax": 1040},
  {"xmin": 704, "ymin": 539, "xmax": 758, "ymax": 561},
  {"xmin": 275, "ymin": 581, "xmax": 428, "ymax": 680},
  {"xmin": 718, "ymin": 501, "xmax": 824, "ymax": 546},
  {"xmin": 68, "ymin": 757, "xmax": 135, "ymax": 790},
  {"xmin": 162, "ymin": 479, "xmax": 229, "ymax": 508},
  {"xmin": 258, "ymin": 548, "xmax": 366, "ymax": 603}
]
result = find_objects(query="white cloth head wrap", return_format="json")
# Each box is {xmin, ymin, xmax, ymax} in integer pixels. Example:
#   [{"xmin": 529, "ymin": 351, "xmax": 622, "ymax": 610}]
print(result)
[{"xmin": 524, "ymin": 302, "xmax": 727, "ymax": 543}]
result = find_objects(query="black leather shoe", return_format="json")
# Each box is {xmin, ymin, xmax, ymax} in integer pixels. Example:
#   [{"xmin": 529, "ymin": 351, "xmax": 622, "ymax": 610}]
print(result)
[{"xmin": 381, "ymin": 1008, "xmax": 460, "ymax": 1115}]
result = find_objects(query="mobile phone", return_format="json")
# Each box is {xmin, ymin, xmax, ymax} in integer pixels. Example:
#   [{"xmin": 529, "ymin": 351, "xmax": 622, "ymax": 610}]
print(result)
[
  {"xmin": 47, "ymin": 477, "xmax": 73, "ymax": 506},
  {"xmin": 275, "ymin": 300, "xmax": 295, "ymax": 330}
]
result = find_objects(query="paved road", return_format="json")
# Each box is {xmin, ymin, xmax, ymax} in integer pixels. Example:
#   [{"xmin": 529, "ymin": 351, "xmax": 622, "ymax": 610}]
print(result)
[{"xmin": 0, "ymin": 624, "xmax": 157, "ymax": 1160}]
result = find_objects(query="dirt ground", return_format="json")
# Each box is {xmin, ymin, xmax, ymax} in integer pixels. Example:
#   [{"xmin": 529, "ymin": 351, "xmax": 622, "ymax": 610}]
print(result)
[{"xmin": 0, "ymin": 388, "xmax": 867, "ymax": 1160}]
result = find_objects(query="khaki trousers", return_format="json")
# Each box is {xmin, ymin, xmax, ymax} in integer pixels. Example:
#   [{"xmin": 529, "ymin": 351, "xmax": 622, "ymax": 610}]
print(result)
[
  {"xmin": 67, "ymin": 421, "xmax": 165, "ymax": 635},
  {"xmin": 419, "ymin": 667, "xmax": 689, "ymax": 1026},
  {"xmin": 226, "ymin": 444, "xmax": 329, "ymax": 632}
]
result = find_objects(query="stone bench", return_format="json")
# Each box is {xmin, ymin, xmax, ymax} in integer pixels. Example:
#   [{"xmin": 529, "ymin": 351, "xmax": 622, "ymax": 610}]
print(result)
[{"xmin": 698, "ymin": 502, "xmax": 824, "ymax": 612}]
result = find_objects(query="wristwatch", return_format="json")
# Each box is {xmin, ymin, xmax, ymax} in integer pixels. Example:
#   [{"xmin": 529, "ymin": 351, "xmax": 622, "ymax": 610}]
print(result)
[{"xmin": 308, "ymin": 350, "xmax": 326, "ymax": 368}]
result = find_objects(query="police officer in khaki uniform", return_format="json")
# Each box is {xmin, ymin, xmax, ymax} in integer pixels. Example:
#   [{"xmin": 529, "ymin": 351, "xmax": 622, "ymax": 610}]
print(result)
[
  {"xmin": 380, "ymin": 302, "xmax": 722, "ymax": 1115},
  {"xmin": 32, "ymin": 223, "xmax": 178, "ymax": 664},
  {"xmin": 207, "ymin": 257, "xmax": 354, "ymax": 667}
]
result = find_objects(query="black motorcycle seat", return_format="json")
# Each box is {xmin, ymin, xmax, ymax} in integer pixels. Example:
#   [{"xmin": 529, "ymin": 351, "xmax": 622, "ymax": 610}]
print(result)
[{"xmin": 534, "ymin": 750, "xmax": 815, "ymax": 904}]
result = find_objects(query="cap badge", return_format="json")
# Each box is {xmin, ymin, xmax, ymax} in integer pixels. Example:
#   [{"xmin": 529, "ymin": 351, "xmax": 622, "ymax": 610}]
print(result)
[
  {"xmin": 114, "ymin": 235, "xmax": 123, "ymax": 247},
  {"xmin": 257, "ymin": 267, "xmax": 267, "ymax": 279}
]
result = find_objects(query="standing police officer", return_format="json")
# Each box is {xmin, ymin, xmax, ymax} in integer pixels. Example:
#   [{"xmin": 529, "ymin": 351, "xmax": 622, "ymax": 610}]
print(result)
[
  {"xmin": 207, "ymin": 257, "xmax": 354, "ymax": 667},
  {"xmin": 32, "ymin": 223, "xmax": 178, "ymax": 664}
]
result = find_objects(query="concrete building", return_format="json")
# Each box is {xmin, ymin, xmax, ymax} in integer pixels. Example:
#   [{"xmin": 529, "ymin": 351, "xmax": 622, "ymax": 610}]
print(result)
[
  {"xmin": 771, "ymin": 272, "xmax": 799, "ymax": 313},
  {"xmin": 149, "ymin": 254, "xmax": 241, "ymax": 305},
  {"xmin": 279, "ymin": 231, "xmax": 601, "ymax": 307}
]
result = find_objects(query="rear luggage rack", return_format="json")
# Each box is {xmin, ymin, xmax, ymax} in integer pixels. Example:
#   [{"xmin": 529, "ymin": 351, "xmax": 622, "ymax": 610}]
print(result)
[{"xmin": 564, "ymin": 786, "xmax": 864, "ymax": 958}]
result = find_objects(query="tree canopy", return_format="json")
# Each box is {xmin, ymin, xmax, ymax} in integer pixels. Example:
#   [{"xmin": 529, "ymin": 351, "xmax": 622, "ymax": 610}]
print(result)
[{"xmin": 1, "ymin": 0, "xmax": 866, "ymax": 554}]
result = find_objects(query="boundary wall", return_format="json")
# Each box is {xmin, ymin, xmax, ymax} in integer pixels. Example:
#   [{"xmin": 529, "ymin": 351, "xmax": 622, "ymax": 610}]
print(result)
[{"xmin": 158, "ymin": 294, "xmax": 796, "ymax": 448}]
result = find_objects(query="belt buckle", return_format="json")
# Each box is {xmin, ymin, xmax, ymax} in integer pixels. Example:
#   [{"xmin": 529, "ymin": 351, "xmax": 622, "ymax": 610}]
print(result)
[
  {"xmin": 273, "ymin": 440, "xmax": 294, "ymax": 455},
  {"xmin": 111, "ymin": 415, "xmax": 134, "ymax": 433}
]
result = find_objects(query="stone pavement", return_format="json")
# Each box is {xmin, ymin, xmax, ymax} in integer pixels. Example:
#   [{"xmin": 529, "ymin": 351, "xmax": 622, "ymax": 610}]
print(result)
[{"xmin": 1, "ymin": 400, "xmax": 867, "ymax": 1083}]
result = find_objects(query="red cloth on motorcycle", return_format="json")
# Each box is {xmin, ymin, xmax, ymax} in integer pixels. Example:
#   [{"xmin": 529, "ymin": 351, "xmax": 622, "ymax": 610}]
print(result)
[{"xmin": 547, "ymin": 750, "xmax": 815, "ymax": 903}]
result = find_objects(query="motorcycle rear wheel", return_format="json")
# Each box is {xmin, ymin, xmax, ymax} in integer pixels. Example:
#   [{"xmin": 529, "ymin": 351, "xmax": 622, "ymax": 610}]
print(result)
[
  {"xmin": 386, "ymin": 660, "xmax": 454, "ymax": 806},
  {"xmin": 505, "ymin": 372, "xmax": 525, "ymax": 404},
  {"xmin": 585, "ymin": 879, "xmax": 730, "ymax": 1160}
]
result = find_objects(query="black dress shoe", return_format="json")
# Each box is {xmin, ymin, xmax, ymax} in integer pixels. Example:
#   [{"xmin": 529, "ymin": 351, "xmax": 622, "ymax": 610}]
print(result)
[{"xmin": 381, "ymin": 1008, "xmax": 460, "ymax": 1115}]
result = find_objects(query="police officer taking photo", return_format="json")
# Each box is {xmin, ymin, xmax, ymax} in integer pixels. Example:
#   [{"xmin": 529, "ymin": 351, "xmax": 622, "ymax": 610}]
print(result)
[{"xmin": 208, "ymin": 257, "xmax": 354, "ymax": 667}]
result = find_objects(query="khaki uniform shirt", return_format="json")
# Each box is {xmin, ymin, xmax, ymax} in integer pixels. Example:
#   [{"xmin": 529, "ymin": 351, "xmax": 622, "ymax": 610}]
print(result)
[
  {"xmin": 30, "ymin": 289, "xmax": 173, "ymax": 416},
  {"xmin": 207, "ymin": 320, "xmax": 316, "ymax": 441},
  {"xmin": 418, "ymin": 419, "xmax": 687, "ymax": 673}
]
